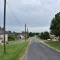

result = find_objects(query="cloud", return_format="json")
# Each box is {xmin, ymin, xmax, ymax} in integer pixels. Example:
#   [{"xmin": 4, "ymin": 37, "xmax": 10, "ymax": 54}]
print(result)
[
  {"xmin": 6, "ymin": 26, "xmax": 50, "ymax": 33},
  {"xmin": 0, "ymin": 0, "xmax": 60, "ymax": 32}
]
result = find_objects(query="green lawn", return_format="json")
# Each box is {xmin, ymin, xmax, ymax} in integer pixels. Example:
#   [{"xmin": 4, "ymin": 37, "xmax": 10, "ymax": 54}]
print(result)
[
  {"xmin": 0, "ymin": 40, "xmax": 29, "ymax": 60},
  {"xmin": 45, "ymin": 41, "xmax": 60, "ymax": 51}
]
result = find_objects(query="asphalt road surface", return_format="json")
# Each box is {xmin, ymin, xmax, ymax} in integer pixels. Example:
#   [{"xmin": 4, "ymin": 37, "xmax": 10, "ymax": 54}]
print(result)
[{"xmin": 24, "ymin": 37, "xmax": 60, "ymax": 60}]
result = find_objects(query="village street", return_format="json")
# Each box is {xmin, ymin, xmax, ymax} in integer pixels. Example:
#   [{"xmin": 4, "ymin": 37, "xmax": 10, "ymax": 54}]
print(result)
[{"xmin": 23, "ymin": 37, "xmax": 60, "ymax": 60}]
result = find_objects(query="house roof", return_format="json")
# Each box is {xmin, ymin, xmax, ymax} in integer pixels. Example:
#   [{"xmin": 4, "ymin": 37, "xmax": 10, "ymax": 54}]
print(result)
[{"xmin": 0, "ymin": 27, "xmax": 8, "ymax": 34}]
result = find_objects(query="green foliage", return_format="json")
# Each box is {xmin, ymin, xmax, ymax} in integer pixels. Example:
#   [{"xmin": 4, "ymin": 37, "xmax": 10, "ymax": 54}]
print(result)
[
  {"xmin": 29, "ymin": 32, "xmax": 35, "ymax": 37},
  {"xmin": 0, "ymin": 41, "xmax": 29, "ymax": 60},
  {"xmin": 45, "ymin": 41, "xmax": 60, "ymax": 51},
  {"xmin": 40, "ymin": 31, "xmax": 50, "ymax": 40},
  {"xmin": 8, "ymin": 35, "xmax": 16, "ymax": 41},
  {"xmin": 35, "ymin": 33, "xmax": 39, "ymax": 35},
  {"xmin": 50, "ymin": 12, "xmax": 60, "ymax": 41}
]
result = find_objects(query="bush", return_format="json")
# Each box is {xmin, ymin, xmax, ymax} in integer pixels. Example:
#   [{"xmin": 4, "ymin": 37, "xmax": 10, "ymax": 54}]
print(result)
[
  {"xmin": 8, "ymin": 35, "xmax": 16, "ymax": 41},
  {"xmin": 29, "ymin": 32, "xmax": 35, "ymax": 37},
  {"xmin": 40, "ymin": 31, "xmax": 50, "ymax": 40}
]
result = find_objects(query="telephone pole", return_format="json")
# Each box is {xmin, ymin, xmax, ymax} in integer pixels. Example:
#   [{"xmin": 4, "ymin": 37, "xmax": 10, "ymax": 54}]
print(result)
[
  {"xmin": 27, "ymin": 28, "xmax": 28, "ymax": 38},
  {"xmin": 25, "ymin": 23, "xmax": 26, "ymax": 41},
  {"xmin": 4, "ymin": 0, "xmax": 6, "ymax": 54}
]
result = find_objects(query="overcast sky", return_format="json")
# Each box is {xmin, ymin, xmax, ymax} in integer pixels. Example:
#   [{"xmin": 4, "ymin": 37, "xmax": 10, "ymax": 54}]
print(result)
[{"xmin": 0, "ymin": 0, "xmax": 60, "ymax": 32}]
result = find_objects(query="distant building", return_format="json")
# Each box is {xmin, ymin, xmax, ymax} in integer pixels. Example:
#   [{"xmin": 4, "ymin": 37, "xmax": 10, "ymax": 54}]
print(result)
[
  {"xmin": 22, "ymin": 31, "xmax": 28, "ymax": 38},
  {"xmin": 0, "ymin": 27, "xmax": 8, "ymax": 43},
  {"xmin": 7, "ymin": 31, "xmax": 13, "ymax": 36},
  {"xmin": 50, "ymin": 34, "xmax": 59, "ymax": 41},
  {"xmin": 17, "ymin": 33, "xmax": 24, "ymax": 39}
]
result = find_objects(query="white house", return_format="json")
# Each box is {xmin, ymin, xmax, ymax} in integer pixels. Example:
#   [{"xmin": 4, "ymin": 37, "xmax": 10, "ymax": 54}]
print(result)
[
  {"xmin": 50, "ymin": 34, "xmax": 59, "ymax": 41},
  {"xmin": 0, "ymin": 27, "xmax": 8, "ymax": 43},
  {"xmin": 0, "ymin": 34, "xmax": 8, "ymax": 43},
  {"xmin": 20, "ymin": 35, "xmax": 24, "ymax": 39}
]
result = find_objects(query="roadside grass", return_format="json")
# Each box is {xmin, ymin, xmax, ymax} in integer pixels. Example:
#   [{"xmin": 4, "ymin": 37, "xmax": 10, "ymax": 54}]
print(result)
[
  {"xmin": 45, "ymin": 40, "xmax": 60, "ymax": 51},
  {"xmin": 0, "ymin": 40, "xmax": 29, "ymax": 60}
]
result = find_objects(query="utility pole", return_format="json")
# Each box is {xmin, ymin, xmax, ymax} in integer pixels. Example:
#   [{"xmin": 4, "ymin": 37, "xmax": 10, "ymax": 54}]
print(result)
[
  {"xmin": 27, "ymin": 28, "xmax": 28, "ymax": 38},
  {"xmin": 25, "ymin": 23, "xmax": 26, "ymax": 41},
  {"xmin": 4, "ymin": 0, "xmax": 6, "ymax": 54}
]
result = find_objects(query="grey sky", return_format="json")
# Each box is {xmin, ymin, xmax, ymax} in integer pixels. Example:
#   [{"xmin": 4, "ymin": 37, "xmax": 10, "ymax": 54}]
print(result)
[{"xmin": 0, "ymin": 0, "xmax": 60, "ymax": 32}]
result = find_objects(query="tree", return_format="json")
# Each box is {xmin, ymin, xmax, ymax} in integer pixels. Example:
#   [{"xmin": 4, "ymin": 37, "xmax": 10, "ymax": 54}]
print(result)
[
  {"xmin": 44, "ymin": 32, "xmax": 50, "ymax": 39},
  {"xmin": 50, "ymin": 12, "xmax": 60, "ymax": 41},
  {"xmin": 40, "ymin": 32, "xmax": 45, "ymax": 39},
  {"xmin": 29, "ymin": 32, "xmax": 35, "ymax": 37},
  {"xmin": 35, "ymin": 33, "xmax": 39, "ymax": 35},
  {"xmin": 40, "ymin": 32, "xmax": 50, "ymax": 40}
]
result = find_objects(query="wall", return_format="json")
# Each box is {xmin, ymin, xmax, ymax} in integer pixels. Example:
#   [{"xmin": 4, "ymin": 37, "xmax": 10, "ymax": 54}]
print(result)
[{"xmin": 0, "ymin": 34, "xmax": 8, "ymax": 43}]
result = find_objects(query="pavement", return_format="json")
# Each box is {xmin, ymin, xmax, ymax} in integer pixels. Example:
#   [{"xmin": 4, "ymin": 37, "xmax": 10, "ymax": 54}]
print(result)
[{"xmin": 23, "ymin": 37, "xmax": 60, "ymax": 60}]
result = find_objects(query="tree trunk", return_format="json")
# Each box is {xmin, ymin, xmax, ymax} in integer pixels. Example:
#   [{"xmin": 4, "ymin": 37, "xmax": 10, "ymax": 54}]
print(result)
[{"xmin": 59, "ymin": 36, "xmax": 60, "ymax": 41}]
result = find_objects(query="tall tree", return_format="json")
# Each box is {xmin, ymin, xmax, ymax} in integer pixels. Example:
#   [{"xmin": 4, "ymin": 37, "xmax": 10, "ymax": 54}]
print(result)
[{"xmin": 50, "ymin": 12, "xmax": 60, "ymax": 41}]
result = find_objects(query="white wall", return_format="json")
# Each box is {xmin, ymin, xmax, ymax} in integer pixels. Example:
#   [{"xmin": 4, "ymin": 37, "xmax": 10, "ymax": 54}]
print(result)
[
  {"xmin": 20, "ymin": 35, "xmax": 24, "ymax": 39},
  {"xmin": 0, "ymin": 34, "xmax": 8, "ymax": 43}
]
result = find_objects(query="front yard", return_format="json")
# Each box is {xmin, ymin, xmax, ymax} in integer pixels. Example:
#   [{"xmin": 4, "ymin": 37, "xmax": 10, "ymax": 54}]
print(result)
[
  {"xmin": 0, "ymin": 40, "xmax": 29, "ymax": 60},
  {"xmin": 45, "ymin": 40, "xmax": 60, "ymax": 51}
]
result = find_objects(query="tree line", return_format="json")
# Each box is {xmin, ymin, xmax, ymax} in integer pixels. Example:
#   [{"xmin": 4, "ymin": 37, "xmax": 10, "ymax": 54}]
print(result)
[{"xmin": 29, "ymin": 12, "xmax": 60, "ymax": 41}]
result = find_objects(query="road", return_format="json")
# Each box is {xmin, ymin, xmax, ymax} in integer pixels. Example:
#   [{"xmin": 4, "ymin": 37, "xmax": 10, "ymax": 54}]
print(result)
[{"xmin": 24, "ymin": 37, "xmax": 60, "ymax": 60}]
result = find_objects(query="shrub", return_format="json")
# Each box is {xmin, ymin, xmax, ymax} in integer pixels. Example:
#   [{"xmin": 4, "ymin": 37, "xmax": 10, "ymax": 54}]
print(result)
[
  {"xmin": 8, "ymin": 35, "xmax": 16, "ymax": 41},
  {"xmin": 40, "ymin": 31, "xmax": 50, "ymax": 40}
]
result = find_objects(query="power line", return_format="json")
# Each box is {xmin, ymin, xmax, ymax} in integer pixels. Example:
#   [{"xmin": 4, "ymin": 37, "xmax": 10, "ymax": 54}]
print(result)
[{"xmin": 6, "ymin": 1, "xmax": 23, "ymax": 27}]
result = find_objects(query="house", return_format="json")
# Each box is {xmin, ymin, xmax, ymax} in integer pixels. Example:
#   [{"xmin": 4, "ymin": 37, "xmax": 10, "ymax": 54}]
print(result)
[
  {"xmin": 0, "ymin": 27, "xmax": 8, "ymax": 43},
  {"xmin": 7, "ymin": 31, "xmax": 13, "ymax": 36},
  {"xmin": 17, "ymin": 33, "xmax": 24, "ymax": 39},
  {"xmin": 50, "ymin": 34, "xmax": 59, "ymax": 41},
  {"xmin": 22, "ymin": 31, "xmax": 29, "ymax": 38}
]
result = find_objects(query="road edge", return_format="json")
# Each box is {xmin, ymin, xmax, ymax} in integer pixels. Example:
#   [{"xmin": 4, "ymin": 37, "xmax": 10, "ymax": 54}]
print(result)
[
  {"xmin": 39, "ymin": 40, "xmax": 60, "ymax": 53},
  {"xmin": 20, "ymin": 39, "xmax": 31, "ymax": 60}
]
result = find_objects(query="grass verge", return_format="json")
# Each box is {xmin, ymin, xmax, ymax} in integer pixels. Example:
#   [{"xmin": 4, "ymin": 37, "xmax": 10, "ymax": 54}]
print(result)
[
  {"xmin": 0, "ymin": 40, "xmax": 29, "ymax": 60},
  {"xmin": 45, "ymin": 40, "xmax": 60, "ymax": 51}
]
